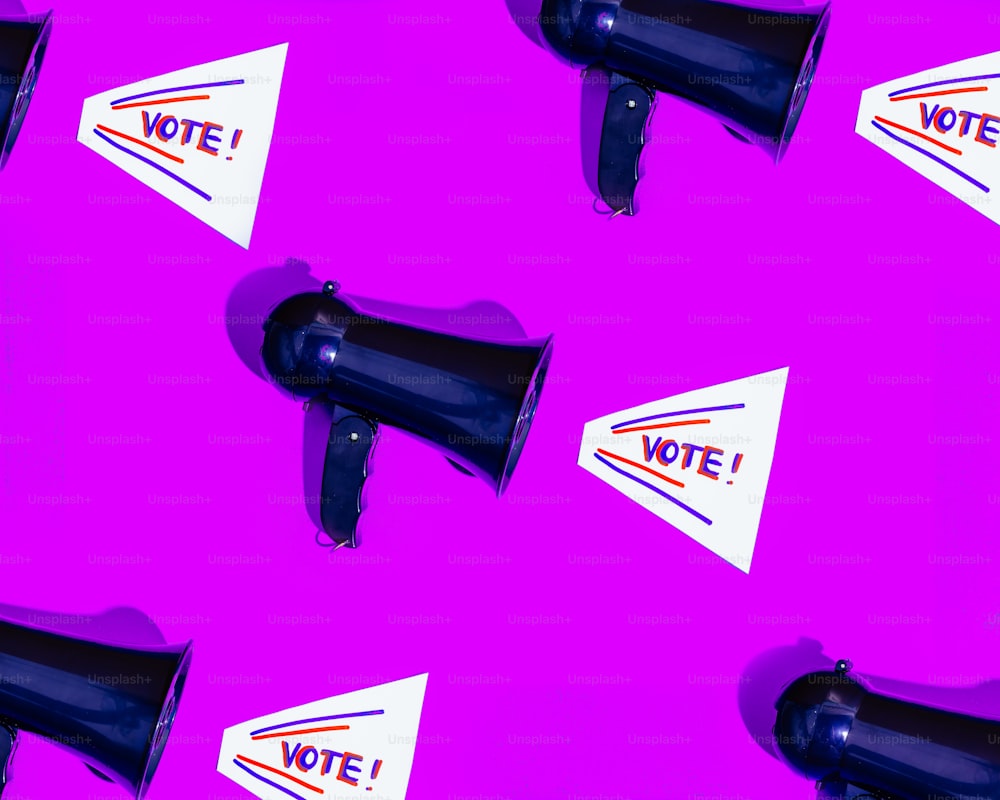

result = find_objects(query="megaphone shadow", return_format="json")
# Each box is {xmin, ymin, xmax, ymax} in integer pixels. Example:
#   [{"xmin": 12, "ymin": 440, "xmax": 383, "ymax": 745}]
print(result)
[
  {"xmin": 740, "ymin": 638, "xmax": 1000, "ymax": 763},
  {"xmin": 739, "ymin": 637, "xmax": 835, "ymax": 758},
  {"xmin": 0, "ymin": 602, "xmax": 167, "ymax": 646},
  {"xmin": 504, "ymin": 0, "xmax": 543, "ymax": 48},
  {"xmin": 224, "ymin": 259, "xmax": 532, "ymax": 539}
]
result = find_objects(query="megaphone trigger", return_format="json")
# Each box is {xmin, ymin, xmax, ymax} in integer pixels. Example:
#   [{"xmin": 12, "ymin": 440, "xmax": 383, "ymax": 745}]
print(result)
[
  {"xmin": 817, "ymin": 780, "xmax": 888, "ymax": 800},
  {"xmin": 319, "ymin": 405, "xmax": 380, "ymax": 550}
]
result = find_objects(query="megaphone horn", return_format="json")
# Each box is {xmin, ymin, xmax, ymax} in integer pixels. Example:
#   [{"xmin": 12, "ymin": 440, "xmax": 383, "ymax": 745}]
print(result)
[
  {"xmin": 538, "ymin": 0, "xmax": 831, "ymax": 215},
  {"xmin": 0, "ymin": 8, "xmax": 52, "ymax": 170},
  {"xmin": 261, "ymin": 280, "xmax": 555, "ymax": 549},
  {"xmin": 0, "ymin": 615, "xmax": 193, "ymax": 799}
]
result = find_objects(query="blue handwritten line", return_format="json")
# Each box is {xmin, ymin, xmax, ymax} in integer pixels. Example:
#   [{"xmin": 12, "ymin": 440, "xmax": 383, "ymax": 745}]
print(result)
[
  {"xmin": 110, "ymin": 79, "xmax": 245, "ymax": 106},
  {"xmin": 593, "ymin": 452, "xmax": 712, "ymax": 525},
  {"xmin": 250, "ymin": 709, "xmax": 385, "ymax": 737},
  {"xmin": 92, "ymin": 129, "xmax": 212, "ymax": 201},
  {"xmin": 869, "ymin": 120, "xmax": 989, "ymax": 193},
  {"xmin": 232, "ymin": 759, "xmax": 306, "ymax": 800},
  {"xmin": 610, "ymin": 404, "xmax": 745, "ymax": 430},
  {"xmin": 889, "ymin": 73, "xmax": 1000, "ymax": 97}
]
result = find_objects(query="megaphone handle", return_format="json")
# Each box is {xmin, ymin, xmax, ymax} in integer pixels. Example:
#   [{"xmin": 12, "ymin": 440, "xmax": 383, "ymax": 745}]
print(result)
[
  {"xmin": 596, "ymin": 71, "xmax": 657, "ymax": 216},
  {"xmin": 319, "ymin": 405, "xmax": 379, "ymax": 550},
  {"xmin": 0, "ymin": 723, "xmax": 16, "ymax": 796}
]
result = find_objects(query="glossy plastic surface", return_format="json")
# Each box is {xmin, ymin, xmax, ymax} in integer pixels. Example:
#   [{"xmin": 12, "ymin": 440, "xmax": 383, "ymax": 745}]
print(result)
[
  {"xmin": 261, "ymin": 283, "xmax": 554, "ymax": 497},
  {"xmin": 0, "ymin": 617, "xmax": 192, "ymax": 799},
  {"xmin": 540, "ymin": 0, "xmax": 831, "ymax": 164},
  {"xmin": 774, "ymin": 664, "xmax": 1000, "ymax": 800},
  {"xmin": 0, "ymin": 10, "xmax": 52, "ymax": 171}
]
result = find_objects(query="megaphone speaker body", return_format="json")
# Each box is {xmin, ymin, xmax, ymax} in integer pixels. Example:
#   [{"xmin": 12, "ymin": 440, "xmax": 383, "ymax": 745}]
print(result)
[
  {"xmin": 773, "ymin": 661, "xmax": 1000, "ymax": 800},
  {"xmin": 0, "ymin": 616, "xmax": 193, "ymax": 799},
  {"xmin": 537, "ymin": 0, "xmax": 831, "ymax": 213},
  {"xmin": 0, "ymin": 9, "xmax": 52, "ymax": 170},
  {"xmin": 261, "ymin": 282, "xmax": 554, "ymax": 547}
]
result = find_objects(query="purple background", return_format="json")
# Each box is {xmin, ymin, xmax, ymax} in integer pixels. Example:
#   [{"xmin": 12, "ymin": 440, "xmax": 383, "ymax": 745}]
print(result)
[{"xmin": 2, "ymin": 1, "xmax": 1000, "ymax": 798}]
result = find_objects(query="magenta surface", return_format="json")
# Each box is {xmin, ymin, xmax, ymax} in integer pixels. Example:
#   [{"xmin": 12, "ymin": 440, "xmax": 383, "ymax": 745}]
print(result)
[{"xmin": 2, "ymin": 1, "xmax": 1000, "ymax": 799}]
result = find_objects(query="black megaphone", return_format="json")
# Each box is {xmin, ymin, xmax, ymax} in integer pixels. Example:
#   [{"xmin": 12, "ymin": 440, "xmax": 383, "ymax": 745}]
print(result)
[
  {"xmin": 260, "ymin": 281, "xmax": 555, "ymax": 549},
  {"xmin": 535, "ymin": 0, "xmax": 831, "ymax": 215},
  {"xmin": 773, "ymin": 659, "xmax": 1000, "ymax": 799},
  {"xmin": 0, "ymin": 615, "xmax": 193, "ymax": 799}
]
